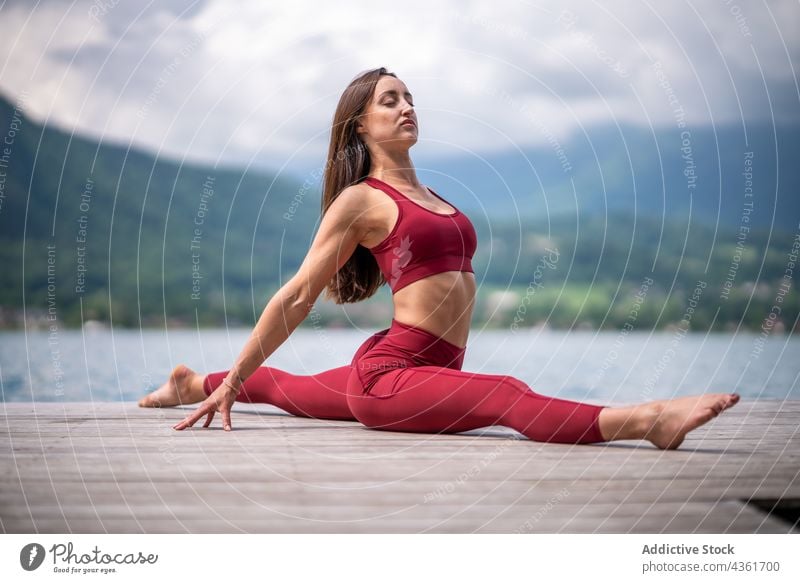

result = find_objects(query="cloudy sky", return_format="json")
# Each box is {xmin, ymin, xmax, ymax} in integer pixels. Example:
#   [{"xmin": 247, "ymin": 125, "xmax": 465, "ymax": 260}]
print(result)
[{"xmin": 1, "ymin": 0, "xmax": 798, "ymax": 176}]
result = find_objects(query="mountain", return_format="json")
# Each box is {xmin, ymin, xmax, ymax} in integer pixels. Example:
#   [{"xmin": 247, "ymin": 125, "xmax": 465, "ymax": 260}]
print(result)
[
  {"xmin": 1, "ymin": 91, "xmax": 797, "ymax": 330},
  {"xmin": 0, "ymin": 91, "xmax": 323, "ymax": 326},
  {"xmin": 425, "ymin": 121, "xmax": 800, "ymax": 233}
]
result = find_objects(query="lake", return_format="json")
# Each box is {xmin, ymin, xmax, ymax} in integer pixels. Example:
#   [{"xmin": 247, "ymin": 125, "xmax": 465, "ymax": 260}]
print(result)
[{"xmin": 1, "ymin": 327, "xmax": 797, "ymax": 403}]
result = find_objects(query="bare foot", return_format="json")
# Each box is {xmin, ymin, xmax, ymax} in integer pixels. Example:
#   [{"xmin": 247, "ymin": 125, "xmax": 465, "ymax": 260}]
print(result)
[
  {"xmin": 643, "ymin": 393, "xmax": 740, "ymax": 450},
  {"xmin": 138, "ymin": 364, "xmax": 206, "ymax": 408}
]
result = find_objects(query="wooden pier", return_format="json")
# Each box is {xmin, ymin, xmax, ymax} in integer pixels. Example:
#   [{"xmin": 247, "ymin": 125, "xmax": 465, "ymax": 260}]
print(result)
[{"xmin": 1, "ymin": 400, "xmax": 798, "ymax": 533}]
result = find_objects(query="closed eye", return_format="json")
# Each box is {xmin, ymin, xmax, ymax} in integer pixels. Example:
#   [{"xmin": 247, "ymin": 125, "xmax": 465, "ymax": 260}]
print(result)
[
  {"xmin": 384, "ymin": 100, "xmax": 414, "ymax": 107},
  {"xmin": 379, "ymin": 90, "xmax": 414, "ymax": 108}
]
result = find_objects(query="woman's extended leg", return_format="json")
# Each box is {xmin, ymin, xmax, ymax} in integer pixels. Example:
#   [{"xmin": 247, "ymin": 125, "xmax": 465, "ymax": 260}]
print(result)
[
  {"xmin": 138, "ymin": 329, "xmax": 391, "ymax": 419},
  {"xmin": 139, "ymin": 363, "xmax": 356, "ymax": 421},
  {"xmin": 203, "ymin": 366, "xmax": 355, "ymax": 421},
  {"xmin": 346, "ymin": 365, "xmax": 740, "ymax": 447},
  {"xmin": 347, "ymin": 365, "xmax": 608, "ymax": 444}
]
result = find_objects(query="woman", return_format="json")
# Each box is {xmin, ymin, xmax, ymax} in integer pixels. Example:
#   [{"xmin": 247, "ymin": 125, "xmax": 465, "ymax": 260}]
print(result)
[{"xmin": 140, "ymin": 67, "xmax": 739, "ymax": 449}]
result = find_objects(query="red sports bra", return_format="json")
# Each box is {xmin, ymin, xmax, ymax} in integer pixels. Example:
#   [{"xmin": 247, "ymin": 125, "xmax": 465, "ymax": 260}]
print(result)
[{"xmin": 362, "ymin": 176, "xmax": 478, "ymax": 294}]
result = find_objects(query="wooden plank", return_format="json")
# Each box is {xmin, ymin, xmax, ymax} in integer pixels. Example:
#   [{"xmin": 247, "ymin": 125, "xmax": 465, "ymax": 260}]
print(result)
[{"xmin": 1, "ymin": 401, "xmax": 798, "ymax": 533}]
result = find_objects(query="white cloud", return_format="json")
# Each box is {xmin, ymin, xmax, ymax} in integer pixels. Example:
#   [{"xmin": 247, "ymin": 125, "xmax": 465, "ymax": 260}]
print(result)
[{"xmin": 0, "ymin": 0, "xmax": 797, "ymax": 175}]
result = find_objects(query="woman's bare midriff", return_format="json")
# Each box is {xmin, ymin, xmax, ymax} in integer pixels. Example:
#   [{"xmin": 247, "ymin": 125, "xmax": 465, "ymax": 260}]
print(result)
[
  {"xmin": 393, "ymin": 271, "xmax": 475, "ymax": 347},
  {"xmin": 391, "ymin": 271, "xmax": 476, "ymax": 349}
]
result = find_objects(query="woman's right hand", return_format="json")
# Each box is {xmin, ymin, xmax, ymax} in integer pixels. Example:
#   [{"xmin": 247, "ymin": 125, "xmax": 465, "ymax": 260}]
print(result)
[{"xmin": 172, "ymin": 377, "xmax": 239, "ymax": 431}]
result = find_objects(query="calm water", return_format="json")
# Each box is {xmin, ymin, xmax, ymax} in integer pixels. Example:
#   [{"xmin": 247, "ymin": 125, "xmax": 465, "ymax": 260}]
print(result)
[{"xmin": 0, "ymin": 327, "xmax": 797, "ymax": 403}]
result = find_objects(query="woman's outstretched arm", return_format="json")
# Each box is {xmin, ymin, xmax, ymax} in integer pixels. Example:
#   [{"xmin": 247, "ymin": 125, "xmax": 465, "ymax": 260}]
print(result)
[{"xmin": 173, "ymin": 185, "xmax": 368, "ymax": 431}]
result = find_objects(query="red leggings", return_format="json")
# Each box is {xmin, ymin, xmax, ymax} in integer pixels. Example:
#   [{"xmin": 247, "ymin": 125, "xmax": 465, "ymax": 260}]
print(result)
[{"xmin": 203, "ymin": 318, "xmax": 608, "ymax": 444}]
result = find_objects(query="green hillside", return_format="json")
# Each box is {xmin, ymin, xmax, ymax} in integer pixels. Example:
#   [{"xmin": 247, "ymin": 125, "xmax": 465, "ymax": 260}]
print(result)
[{"xmin": 1, "ymin": 92, "xmax": 797, "ymax": 331}]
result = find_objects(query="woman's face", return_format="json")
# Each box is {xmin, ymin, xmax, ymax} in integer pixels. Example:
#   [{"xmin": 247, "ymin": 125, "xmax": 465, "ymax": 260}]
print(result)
[{"xmin": 357, "ymin": 75, "xmax": 418, "ymax": 151}]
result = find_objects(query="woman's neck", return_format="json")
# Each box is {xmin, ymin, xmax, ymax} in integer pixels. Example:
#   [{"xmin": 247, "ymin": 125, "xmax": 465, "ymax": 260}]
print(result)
[{"xmin": 369, "ymin": 153, "xmax": 418, "ymax": 187}]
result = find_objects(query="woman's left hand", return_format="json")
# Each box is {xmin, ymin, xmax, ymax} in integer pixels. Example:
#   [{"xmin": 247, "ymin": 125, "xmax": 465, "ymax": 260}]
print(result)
[{"xmin": 172, "ymin": 379, "xmax": 238, "ymax": 431}]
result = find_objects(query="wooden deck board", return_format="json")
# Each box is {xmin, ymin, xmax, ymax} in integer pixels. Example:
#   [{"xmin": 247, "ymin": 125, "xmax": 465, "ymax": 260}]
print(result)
[{"xmin": 1, "ymin": 400, "xmax": 798, "ymax": 533}]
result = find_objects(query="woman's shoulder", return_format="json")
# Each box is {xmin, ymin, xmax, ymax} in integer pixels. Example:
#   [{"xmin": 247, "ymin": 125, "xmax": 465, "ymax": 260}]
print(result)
[
  {"xmin": 337, "ymin": 181, "xmax": 397, "ymax": 213},
  {"xmin": 338, "ymin": 181, "xmax": 370, "ymax": 198},
  {"xmin": 328, "ymin": 182, "xmax": 369, "ymax": 211},
  {"xmin": 327, "ymin": 182, "xmax": 392, "ymax": 231},
  {"xmin": 337, "ymin": 181, "xmax": 401, "ymax": 249}
]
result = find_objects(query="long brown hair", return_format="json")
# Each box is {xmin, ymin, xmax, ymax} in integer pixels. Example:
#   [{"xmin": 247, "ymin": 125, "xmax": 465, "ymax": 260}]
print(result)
[{"xmin": 320, "ymin": 66, "xmax": 396, "ymax": 304}]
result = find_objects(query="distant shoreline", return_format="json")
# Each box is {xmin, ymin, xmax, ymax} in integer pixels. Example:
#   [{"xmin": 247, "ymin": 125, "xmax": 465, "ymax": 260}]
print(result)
[{"xmin": 2, "ymin": 323, "xmax": 795, "ymax": 334}]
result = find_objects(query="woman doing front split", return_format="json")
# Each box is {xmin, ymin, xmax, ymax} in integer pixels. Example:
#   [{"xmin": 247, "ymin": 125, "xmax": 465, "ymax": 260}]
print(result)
[
  {"xmin": 200, "ymin": 170, "xmax": 606, "ymax": 444},
  {"xmin": 145, "ymin": 67, "xmax": 739, "ymax": 450},
  {"xmin": 202, "ymin": 317, "xmax": 605, "ymax": 444}
]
